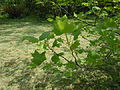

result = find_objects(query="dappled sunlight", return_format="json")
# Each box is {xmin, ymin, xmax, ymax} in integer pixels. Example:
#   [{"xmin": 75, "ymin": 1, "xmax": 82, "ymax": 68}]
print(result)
[{"xmin": 0, "ymin": 18, "xmax": 52, "ymax": 90}]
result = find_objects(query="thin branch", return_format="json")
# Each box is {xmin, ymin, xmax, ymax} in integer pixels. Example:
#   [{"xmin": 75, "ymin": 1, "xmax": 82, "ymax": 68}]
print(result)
[
  {"xmin": 71, "ymin": 51, "xmax": 81, "ymax": 68},
  {"xmin": 64, "ymin": 33, "xmax": 82, "ymax": 68},
  {"xmin": 47, "ymin": 43, "xmax": 70, "ymax": 63}
]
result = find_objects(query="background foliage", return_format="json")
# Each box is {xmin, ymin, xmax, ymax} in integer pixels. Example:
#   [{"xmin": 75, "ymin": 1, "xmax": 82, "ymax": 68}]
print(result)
[{"xmin": 0, "ymin": 0, "xmax": 120, "ymax": 18}]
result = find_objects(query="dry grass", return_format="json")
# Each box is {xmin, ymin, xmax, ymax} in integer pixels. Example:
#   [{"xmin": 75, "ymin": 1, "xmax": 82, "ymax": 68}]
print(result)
[{"xmin": 0, "ymin": 17, "xmax": 52, "ymax": 90}]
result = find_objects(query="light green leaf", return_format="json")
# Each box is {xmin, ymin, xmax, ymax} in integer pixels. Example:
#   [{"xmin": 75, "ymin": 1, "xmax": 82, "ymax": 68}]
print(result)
[
  {"xmin": 53, "ymin": 15, "xmax": 76, "ymax": 34},
  {"xmin": 47, "ymin": 18, "xmax": 54, "ymax": 22},
  {"xmin": 28, "ymin": 64, "xmax": 37, "ymax": 69},
  {"xmin": 74, "ymin": 12, "xmax": 77, "ymax": 17},
  {"xmin": 92, "ymin": 6, "xmax": 101, "ymax": 11}
]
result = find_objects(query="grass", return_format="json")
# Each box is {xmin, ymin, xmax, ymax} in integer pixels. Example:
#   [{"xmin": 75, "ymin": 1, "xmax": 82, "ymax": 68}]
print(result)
[{"xmin": 0, "ymin": 17, "xmax": 52, "ymax": 90}]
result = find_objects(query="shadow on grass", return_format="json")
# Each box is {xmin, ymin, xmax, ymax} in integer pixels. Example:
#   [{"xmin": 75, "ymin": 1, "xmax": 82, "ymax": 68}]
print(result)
[{"xmin": 0, "ymin": 16, "xmax": 52, "ymax": 43}]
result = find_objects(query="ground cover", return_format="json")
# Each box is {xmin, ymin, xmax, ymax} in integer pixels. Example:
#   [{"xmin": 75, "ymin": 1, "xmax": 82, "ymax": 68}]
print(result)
[{"xmin": 0, "ymin": 17, "xmax": 52, "ymax": 90}]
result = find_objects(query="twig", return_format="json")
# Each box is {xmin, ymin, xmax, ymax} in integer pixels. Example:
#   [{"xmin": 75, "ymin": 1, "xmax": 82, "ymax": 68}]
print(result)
[
  {"xmin": 65, "ymin": 33, "xmax": 82, "ymax": 68},
  {"xmin": 47, "ymin": 42, "xmax": 70, "ymax": 63}
]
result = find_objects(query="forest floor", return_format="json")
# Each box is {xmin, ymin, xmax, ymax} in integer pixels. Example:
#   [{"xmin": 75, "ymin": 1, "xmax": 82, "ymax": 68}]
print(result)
[{"xmin": 0, "ymin": 17, "xmax": 52, "ymax": 90}]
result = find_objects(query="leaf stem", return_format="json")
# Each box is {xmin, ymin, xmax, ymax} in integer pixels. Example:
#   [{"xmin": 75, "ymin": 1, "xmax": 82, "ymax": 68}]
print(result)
[
  {"xmin": 65, "ymin": 33, "xmax": 70, "ymax": 46},
  {"xmin": 65, "ymin": 33, "xmax": 81, "ymax": 68}
]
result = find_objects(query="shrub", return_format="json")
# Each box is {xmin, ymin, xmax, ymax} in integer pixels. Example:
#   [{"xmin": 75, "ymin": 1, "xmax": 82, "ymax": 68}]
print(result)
[
  {"xmin": 23, "ymin": 13, "xmax": 120, "ymax": 89},
  {"xmin": 1, "ymin": 0, "xmax": 34, "ymax": 18},
  {"xmin": 22, "ymin": 0, "xmax": 120, "ymax": 89}
]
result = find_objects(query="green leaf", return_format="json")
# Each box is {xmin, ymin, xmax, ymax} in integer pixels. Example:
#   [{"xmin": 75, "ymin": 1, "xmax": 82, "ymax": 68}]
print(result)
[
  {"xmin": 39, "ymin": 32, "xmax": 50, "ymax": 41},
  {"xmin": 53, "ymin": 68, "xmax": 61, "ymax": 73},
  {"xmin": 53, "ymin": 24, "xmax": 63, "ymax": 35},
  {"xmin": 37, "ymin": 42, "xmax": 44, "ymax": 50},
  {"xmin": 104, "ymin": 18, "xmax": 117, "ymax": 28},
  {"xmin": 43, "ymin": 64, "xmax": 52, "ymax": 70},
  {"xmin": 56, "ymin": 20, "xmax": 64, "ymax": 31},
  {"xmin": 65, "ymin": 62, "xmax": 76, "ymax": 69},
  {"xmin": 51, "ymin": 54, "xmax": 60, "ymax": 64},
  {"xmin": 56, "ymin": 62, "xmax": 63, "ymax": 67},
  {"xmin": 82, "ymin": 2, "xmax": 89, "ymax": 6},
  {"xmin": 77, "ymin": 12, "xmax": 86, "ymax": 18},
  {"xmin": 63, "ymin": 71, "xmax": 72, "ymax": 77},
  {"xmin": 70, "ymin": 40, "xmax": 80, "ymax": 50},
  {"xmin": 47, "ymin": 32, "xmax": 54, "ymax": 39},
  {"xmin": 52, "ymin": 39, "xmax": 60, "ymax": 48},
  {"xmin": 22, "ymin": 36, "xmax": 38, "ymax": 43},
  {"xmin": 76, "ymin": 48, "xmax": 84, "ymax": 54},
  {"xmin": 52, "ymin": 38, "xmax": 63, "ymax": 48},
  {"xmin": 92, "ymin": 6, "xmax": 101, "ymax": 11},
  {"xmin": 72, "ymin": 29, "xmax": 81, "ymax": 40},
  {"xmin": 31, "ymin": 50, "xmax": 46, "ymax": 65},
  {"xmin": 28, "ymin": 64, "xmax": 37, "ymax": 69},
  {"xmin": 47, "ymin": 18, "xmax": 54, "ymax": 22},
  {"xmin": 43, "ymin": 40, "xmax": 48, "ymax": 50},
  {"xmin": 74, "ymin": 12, "xmax": 77, "ymax": 17},
  {"xmin": 63, "ymin": 20, "xmax": 76, "ymax": 33},
  {"xmin": 86, "ymin": 51, "xmax": 101, "ymax": 65},
  {"xmin": 57, "ymin": 38, "xmax": 63, "ymax": 43},
  {"xmin": 53, "ymin": 15, "xmax": 76, "ymax": 34}
]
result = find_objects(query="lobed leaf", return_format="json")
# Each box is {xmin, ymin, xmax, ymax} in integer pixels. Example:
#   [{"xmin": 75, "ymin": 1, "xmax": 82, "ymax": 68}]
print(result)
[{"xmin": 31, "ymin": 50, "xmax": 46, "ymax": 65}]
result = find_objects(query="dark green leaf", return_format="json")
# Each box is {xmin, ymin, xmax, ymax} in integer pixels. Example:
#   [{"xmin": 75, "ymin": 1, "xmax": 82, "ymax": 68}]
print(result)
[
  {"xmin": 52, "ymin": 38, "xmax": 63, "ymax": 48},
  {"xmin": 47, "ymin": 32, "xmax": 54, "ymax": 39},
  {"xmin": 39, "ymin": 32, "xmax": 50, "ymax": 41},
  {"xmin": 65, "ymin": 62, "xmax": 76, "ymax": 69},
  {"xmin": 22, "ymin": 36, "xmax": 38, "ymax": 43},
  {"xmin": 57, "ymin": 38, "xmax": 63, "ymax": 43},
  {"xmin": 51, "ymin": 54, "xmax": 60, "ymax": 64},
  {"xmin": 43, "ymin": 64, "xmax": 52, "ymax": 70},
  {"xmin": 72, "ymin": 30, "xmax": 81, "ymax": 40},
  {"xmin": 53, "ymin": 68, "xmax": 61, "ymax": 73},
  {"xmin": 70, "ymin": 40, "xmax": 80, "ymax": 50},
  {"xmin": 76, "ymin": 48, "xmax": 84, "ymax": 54},
  {"xmin": 52, "ymin": 27, "xmax": 63, "ymax": 36},
  {"xmin": 56, "ymin": 62, "xmax": 63, "ymax": 67},
  {"xmin": 31, "ymin": 50, "xmax": 46, "ymax": 65}
]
